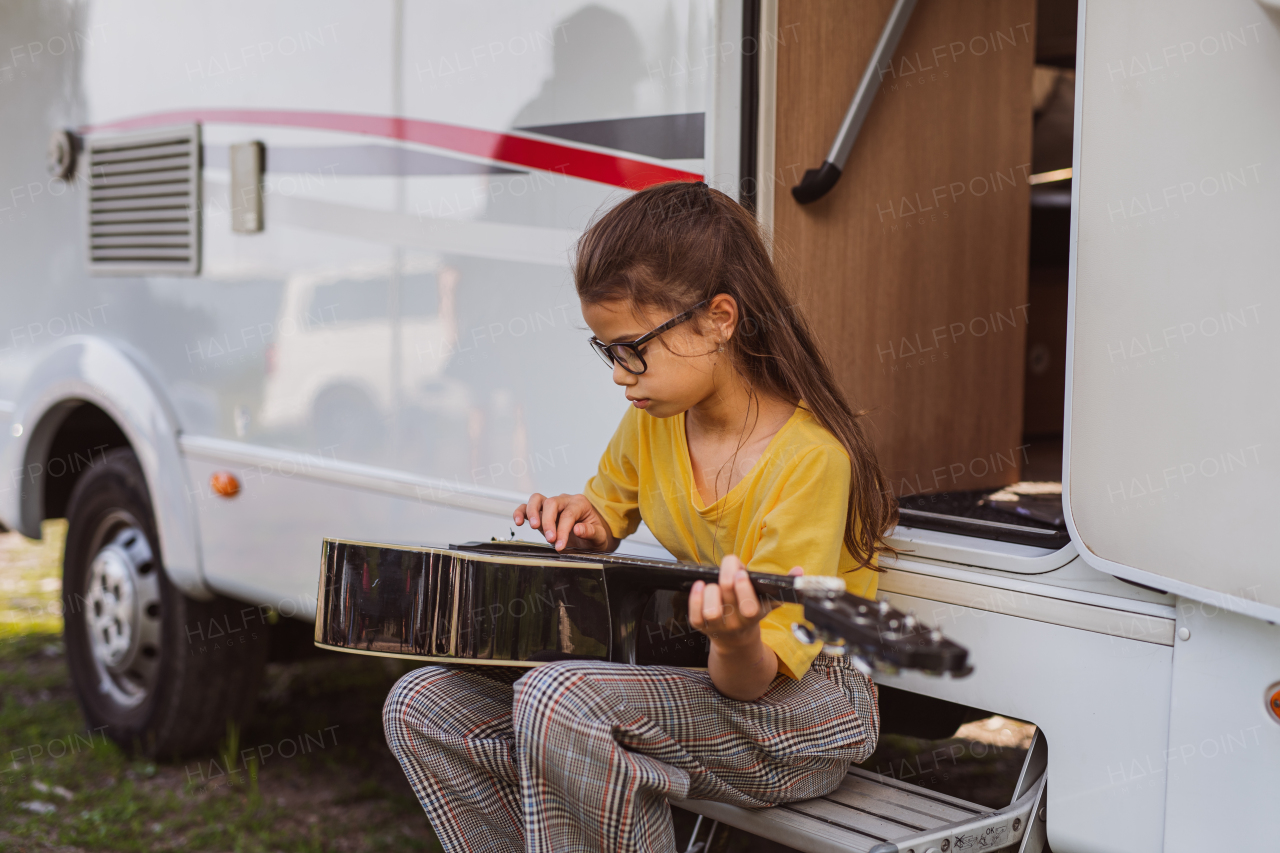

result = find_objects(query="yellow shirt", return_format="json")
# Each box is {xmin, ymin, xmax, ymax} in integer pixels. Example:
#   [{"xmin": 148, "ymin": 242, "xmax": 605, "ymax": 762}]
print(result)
[{"xmin": 583, "ymin": 404, "xmax": 878, "ymax": 679}]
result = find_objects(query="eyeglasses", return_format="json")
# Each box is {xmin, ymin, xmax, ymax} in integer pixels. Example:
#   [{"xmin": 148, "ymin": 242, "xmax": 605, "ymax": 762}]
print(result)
[{"xmin": 588, "ymin": 301, "xmax": 708, "ymax": 375}]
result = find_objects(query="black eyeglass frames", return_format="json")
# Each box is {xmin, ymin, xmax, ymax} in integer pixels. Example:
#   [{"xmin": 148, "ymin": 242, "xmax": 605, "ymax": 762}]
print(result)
[{"xmin": 588, "ymin": 300, "xmax": 709, "ymax": 375}]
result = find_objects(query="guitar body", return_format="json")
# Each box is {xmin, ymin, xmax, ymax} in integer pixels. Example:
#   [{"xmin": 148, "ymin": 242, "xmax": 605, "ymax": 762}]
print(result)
[
  {"xmin": 315, "ymin": 539, "xmax": 731, "ymax": 668},
  {"xmin": 314, "ymin": 538, "xmax": 970, "ymax": 675}
]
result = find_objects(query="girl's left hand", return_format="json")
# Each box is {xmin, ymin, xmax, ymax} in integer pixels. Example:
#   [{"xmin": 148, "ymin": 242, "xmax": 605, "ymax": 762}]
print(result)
[{"xmin": 688, "ymin": 556, "xmax": 803, "ymax": 650}]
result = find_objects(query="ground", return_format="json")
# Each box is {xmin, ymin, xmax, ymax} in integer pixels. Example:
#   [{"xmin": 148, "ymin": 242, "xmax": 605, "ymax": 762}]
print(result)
[
  {"xmin": 1, "ymin": 522, "xmax": 1031, "ymax": 852},
  {"xmin": 2, "ymin": 521, "xmax": 440, "ymax": 852}
]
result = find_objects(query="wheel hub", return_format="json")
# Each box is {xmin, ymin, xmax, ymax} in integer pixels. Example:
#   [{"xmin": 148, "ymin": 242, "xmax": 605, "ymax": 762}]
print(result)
[
  {"xmin": 83, "ymin": 525, "xmax": 162, "ymax": 708},
  {"xmin": 87, "ymin": 547, "xmax": 137, "ymax": 669}
]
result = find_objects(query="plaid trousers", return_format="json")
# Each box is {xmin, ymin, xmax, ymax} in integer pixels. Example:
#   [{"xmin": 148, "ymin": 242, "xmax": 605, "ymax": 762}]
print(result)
[{"xmin": 382, "ymin": 656, "xmax": 879, "ymax": 853}]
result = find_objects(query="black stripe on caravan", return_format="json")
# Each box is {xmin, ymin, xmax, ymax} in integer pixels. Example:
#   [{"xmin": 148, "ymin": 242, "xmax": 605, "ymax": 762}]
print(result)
[
  {"xmin": 203, "ymin": 144, "xmax": 524, "ymax": 176},
  {"xmin": 517, "ymin": 113, "xmax": 704, "ymax": 161}
]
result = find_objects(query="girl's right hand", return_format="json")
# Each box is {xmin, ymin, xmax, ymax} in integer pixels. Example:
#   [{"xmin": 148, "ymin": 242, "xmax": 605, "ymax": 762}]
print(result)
[{"xmin": 514, "ymin": 493, "xmax": 616, "ymax": 552}]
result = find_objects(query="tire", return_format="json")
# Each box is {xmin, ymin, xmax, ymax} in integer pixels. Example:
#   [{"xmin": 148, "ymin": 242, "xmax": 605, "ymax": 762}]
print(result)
[{"xmin": 63, "ymin": 448, "xmax": 268, "ymax": 758}]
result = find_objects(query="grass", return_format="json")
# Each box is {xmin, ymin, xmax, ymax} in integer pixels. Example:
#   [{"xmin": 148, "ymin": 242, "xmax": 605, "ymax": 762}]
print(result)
[
  {"xmin": 1, "ymin": 521, "xmax": 440, "ymax": 852},
  {"xmin": 0, "ymin": 519, "xmax": 65, "ymax": 640}
]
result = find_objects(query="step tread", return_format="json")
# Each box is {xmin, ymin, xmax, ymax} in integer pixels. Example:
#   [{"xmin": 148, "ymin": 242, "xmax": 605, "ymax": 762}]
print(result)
[
  {"xmin": 785, "ymin": 796, "xmax": 919, "ymax": 840},
  {"xmin": 832, "ymin": 772, "xmax": 984, "ymax": 823},
  {"xmin": 676, "ymin": 766, "xmax": 994, "ymax": 853},
  {"xmin": 677, "ymin": 798, "xmax": 883, "ymax": 853}
]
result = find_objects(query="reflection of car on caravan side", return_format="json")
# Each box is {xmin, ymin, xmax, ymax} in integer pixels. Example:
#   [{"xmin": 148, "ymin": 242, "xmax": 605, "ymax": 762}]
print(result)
[{"xmin": 258, "ymin": 260, "xmax": 457, "ymax": 452}]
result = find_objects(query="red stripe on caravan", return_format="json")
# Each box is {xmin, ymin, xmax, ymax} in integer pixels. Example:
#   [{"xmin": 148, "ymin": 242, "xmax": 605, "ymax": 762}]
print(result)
[{"xmin": 85, "ymin": 109, "xmax": 703, "ymax": 190}]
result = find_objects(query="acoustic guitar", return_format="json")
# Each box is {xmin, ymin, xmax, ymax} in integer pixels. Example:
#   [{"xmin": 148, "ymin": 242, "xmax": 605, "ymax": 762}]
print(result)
[{"xmin": 314, "ymin": 538, "xmax": 970, "ymax": 677}]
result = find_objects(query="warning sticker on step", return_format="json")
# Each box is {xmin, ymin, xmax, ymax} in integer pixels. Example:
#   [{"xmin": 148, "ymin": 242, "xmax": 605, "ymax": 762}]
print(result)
[{"xmin": 954, "ymin": 825, "xmax": 1009, "ymax": 850}]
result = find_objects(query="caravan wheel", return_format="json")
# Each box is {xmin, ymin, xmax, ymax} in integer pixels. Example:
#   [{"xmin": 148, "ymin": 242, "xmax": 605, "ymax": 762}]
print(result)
[{"xmin": 63, "ymin": 449, "xmax": 268, "ymax": 758}]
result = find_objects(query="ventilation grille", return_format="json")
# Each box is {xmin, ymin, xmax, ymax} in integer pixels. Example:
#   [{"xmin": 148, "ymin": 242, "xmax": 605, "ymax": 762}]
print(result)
[{"xmin": 85, "ymin": 123, "xmax": 201, "ymax": 276}]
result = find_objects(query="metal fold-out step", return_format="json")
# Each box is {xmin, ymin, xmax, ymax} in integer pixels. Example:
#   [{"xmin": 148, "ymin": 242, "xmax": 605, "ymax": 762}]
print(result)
[{"xmin": 675, "ymin": 731, "xmax": 1047, "ymax": 853}]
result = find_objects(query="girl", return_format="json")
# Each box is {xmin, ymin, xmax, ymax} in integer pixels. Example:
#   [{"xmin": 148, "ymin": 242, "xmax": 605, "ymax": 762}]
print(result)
[{"xmin": 383, "ymin": 181, "xmax": 897, "ymax": 853}]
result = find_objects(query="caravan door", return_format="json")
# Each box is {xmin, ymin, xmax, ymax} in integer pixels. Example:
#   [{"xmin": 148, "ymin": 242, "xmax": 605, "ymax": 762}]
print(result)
[{"xmin": 1067, "ymin": 0, "xmax": 1279, "ymax": 622}]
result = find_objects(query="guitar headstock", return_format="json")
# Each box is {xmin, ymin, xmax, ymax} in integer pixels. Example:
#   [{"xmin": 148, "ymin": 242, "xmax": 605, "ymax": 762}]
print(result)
[{"xmin": 791, "ymin": 576, "xmax": 971, "ymax": 678}]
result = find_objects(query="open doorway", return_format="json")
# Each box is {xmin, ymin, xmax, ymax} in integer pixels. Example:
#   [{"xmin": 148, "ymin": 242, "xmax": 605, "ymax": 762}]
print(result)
[{"xmin": 895, "ymin": 0, "xmax": 1076, "ymax": 549}]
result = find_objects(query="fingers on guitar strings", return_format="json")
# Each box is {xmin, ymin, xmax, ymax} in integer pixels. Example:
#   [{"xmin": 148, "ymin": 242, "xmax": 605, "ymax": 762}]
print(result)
[
  {"xmin": 523, "ymin": 493, "xmax": 544, "ymax": 528},
  {"xmin": 733, "ymin": 570, "xmax": 760, "ymax": 620},
  {"xmin": 689, "ymin": 580, "xmax": 706, "ymax": 631},
  {"xmin": 555, "ymin": 510, "xmax": 578, "ymax": 551},
  {"xmin": 540, "ymin": 497, "xmax": 562, "ymax": 543},
  {"xmin": 702, "ymin": 581, "xmax": 724, "ymax": 623}
]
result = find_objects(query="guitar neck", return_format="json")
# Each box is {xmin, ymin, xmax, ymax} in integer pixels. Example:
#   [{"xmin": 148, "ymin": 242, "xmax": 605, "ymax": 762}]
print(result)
[
  {"xmin": 684, "ymin": 566, "xmax": 809, "ymax": 595},
  {"xmin": 455, "ymin": 541, "xmax": 826, "ymax": 602}
]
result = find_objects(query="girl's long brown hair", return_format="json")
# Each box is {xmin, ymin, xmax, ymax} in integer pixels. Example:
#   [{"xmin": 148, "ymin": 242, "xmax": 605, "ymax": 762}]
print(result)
[{"xmin": 574, "ymin": 181, "xmax": 897, "ymax": 569}]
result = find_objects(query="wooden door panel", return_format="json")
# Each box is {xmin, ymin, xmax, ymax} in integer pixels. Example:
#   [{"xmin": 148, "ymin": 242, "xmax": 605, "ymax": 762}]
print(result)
[{"xmin": 772, "ymin": 0, "xmax": 1036, "ymax": 495}]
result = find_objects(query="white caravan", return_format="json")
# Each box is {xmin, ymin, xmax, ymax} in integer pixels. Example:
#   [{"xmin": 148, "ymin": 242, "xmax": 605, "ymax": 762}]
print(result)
[{"xmin": 0, "ymin": 1, "xmax": 1276, "ymax": 851}]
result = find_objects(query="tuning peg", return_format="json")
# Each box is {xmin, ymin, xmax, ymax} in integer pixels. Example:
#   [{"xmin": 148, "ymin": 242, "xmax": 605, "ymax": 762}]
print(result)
[
  {"xmin": 877, "ymin": 600, "xmax": 891, "ymax": 617},
  {"xmin": 929, "ymin": 629, "xmax": 943, "ymax": 643},
  {"xmin": 903, "ymin": 612, "xmax": 917, "ymax": 631}
]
